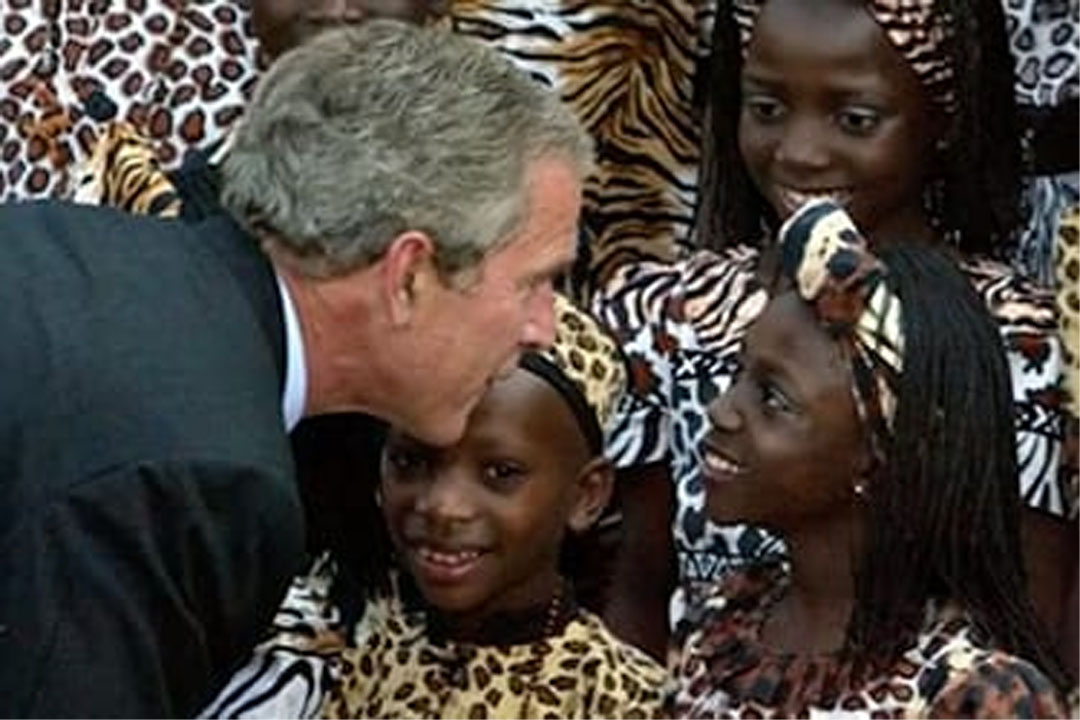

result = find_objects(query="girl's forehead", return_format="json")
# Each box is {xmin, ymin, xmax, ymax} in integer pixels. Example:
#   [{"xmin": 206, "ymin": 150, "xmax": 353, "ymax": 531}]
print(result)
[
  {"xmin": 743, "ymin": 0, "xmax": 913, "ymax": 84},
  {"xmin": 735, "ymin": 0, "xmax": 954, "ymax": 111}
]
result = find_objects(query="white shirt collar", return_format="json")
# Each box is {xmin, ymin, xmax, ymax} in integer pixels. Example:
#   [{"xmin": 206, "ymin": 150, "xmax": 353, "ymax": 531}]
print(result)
[{"xmin": 275, "ymin": 274, "xmax": 307, "ymax": 432}]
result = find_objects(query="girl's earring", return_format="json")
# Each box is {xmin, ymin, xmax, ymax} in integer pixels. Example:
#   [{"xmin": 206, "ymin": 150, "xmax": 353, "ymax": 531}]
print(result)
[{"xmin": 853, "ymin": 481, "xmax": 867, "ymax": 499}]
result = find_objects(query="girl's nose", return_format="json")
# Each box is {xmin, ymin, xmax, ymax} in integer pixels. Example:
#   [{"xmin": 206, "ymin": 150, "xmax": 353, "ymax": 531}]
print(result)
[
  {"xmin": 415, "ymin": 471, "xmax": 476, "ymax": 527},
  {"xmin": 708, "ymin": 382, "xmax": 744, "ymax": 433},
  {"xmin": 774, "ymin": 115, "xmax": 830, "ymax": 172}
]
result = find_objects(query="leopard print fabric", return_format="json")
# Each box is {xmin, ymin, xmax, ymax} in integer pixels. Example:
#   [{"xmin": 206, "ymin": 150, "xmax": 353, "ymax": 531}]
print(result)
[
  {"xmin": 201, "ymin": 561, "xmax": 668, "ymax": 719},
  {"xmin": 0, "ymin": 0, "xmax": 257, "ymax": 200},
  {"xmin": 1055, "ymin": 205, "xmax": 1079, "ymax": 417},
  {"xmin": 1056, "ymin": 204, "xmax": 1079, "ymax": 515},
  {"xmin": 669, "ymin": 564, "xmax": 1068, "ymax": 719},
  {"xmin": 1004, "ymin": 0, "xmax": 1077, "ymax": 108},
  {"xmin": 325, "ymin": 573, "xmax": 668, "ymax": 720},
  {"xmin": 43, "ymin": 0, "xmax": 709, "ymax": 294}
]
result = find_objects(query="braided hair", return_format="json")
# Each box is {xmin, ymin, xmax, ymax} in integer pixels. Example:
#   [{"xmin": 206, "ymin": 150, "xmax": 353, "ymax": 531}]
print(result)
[
  {"xmin": 695, "ymin": 0, "xmax": 1022, "ymax": 258},
  {"xmin": 843, "ymin": 246, "xmax": 1068, "ymax": 691}
]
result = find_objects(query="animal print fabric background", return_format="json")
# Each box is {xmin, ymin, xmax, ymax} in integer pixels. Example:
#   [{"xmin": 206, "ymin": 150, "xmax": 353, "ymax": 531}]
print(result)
[
  {"xmin": 0, "ymin": 0, "xmax": 712, "ymax": 288},
  {"xmin": 1, "ymin": 0, "xmax": 1075, "ymax": 288}
]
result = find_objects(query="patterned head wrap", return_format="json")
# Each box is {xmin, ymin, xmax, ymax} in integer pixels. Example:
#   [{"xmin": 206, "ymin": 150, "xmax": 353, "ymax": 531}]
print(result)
[
  {"xmin": 778, "ymin": 200, "xmax": 905, "ymax": 459},
  {"xmin": 519, "ymin": 293, "xmax": 628, "ymax": 455},
  {"xmin": 732, "ymin": 0, "xmax": 955, "ymax": 113}
]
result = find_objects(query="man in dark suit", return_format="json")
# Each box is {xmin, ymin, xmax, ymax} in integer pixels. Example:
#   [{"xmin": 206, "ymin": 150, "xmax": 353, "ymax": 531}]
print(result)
[{"xmin": 0, "ymin": 21, "xmax": 592, "ymax": 717}]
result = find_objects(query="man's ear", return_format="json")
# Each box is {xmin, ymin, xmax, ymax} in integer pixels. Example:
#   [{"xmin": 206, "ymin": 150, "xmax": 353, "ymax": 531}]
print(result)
[
  {"xmin": 567, "ymin": 456, "xmax": 615, "ymax": 533},
  {"xmin": 381, "ymin": 230, "xmax": 437, "ymax": 326}
]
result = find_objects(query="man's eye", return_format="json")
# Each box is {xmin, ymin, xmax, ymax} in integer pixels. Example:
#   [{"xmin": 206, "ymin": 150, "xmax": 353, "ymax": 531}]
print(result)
[{"xmin": 837, "ymin": 107, "xmax": 882, "ymax": 135}]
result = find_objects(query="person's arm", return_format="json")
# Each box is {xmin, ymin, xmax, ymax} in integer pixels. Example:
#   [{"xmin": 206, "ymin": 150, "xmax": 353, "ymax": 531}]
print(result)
[
  {"xmin": 0, "ymin": 460, "xmax": 303, "ymax": 717},
  {"xmin": 925, "ymin": 652, "xmax": 1069, "ymax": 719},
  {"xmin": 1021, "ymin": 507, "xmax": 1079, "ymax": 683},
  {"xmin": 590, "ymin": 260, "xmax": 681, "ymax": 663},
  {"xmin": 199, "ymin": 557, "xmax": 345, "ymax": 719},
  {"xmin": 602, "ymin": 461, "xmax": 676, "ymax": 662}
]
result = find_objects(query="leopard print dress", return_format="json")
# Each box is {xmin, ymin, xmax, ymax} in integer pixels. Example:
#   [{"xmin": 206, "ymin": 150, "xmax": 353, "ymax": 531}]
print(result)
[
  {"xmin": 202, "ymin": 561, "xmax": 668, "ymax": 719},
  {"xmin": 324, "ymin": 572, "xmax": 668, "ymax": 720},
  {"xmin": 669, "ymin": 564, "xmax": 1068, "ymax": 719},
  {"xmin": 0, "ymin": 0, "xmax": 257, "ymax": 201}
]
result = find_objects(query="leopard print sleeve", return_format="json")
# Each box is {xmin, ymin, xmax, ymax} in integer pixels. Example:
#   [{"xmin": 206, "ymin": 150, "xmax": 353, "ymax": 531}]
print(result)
[{"xmin": 923, "ymin": 652, "xmax": 1068, "ymax": 719}]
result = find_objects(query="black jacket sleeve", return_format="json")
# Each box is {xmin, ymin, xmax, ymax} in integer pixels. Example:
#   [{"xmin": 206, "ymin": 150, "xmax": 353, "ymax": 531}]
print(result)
[{"xmin": 0, "ymin": 459, "xmax": 304, "ymax": 718}]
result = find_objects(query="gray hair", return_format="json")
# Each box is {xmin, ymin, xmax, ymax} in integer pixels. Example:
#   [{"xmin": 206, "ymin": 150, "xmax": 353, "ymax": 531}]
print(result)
[{"xmin": 221, "ymin": 21, "xmax": 593, "ymax": 278}]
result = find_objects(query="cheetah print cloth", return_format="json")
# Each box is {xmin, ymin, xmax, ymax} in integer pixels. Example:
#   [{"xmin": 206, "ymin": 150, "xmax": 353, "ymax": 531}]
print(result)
[
  {"xmin": 1055, "ymin": 204, "xmax": 1079, "ymax": 418},
  {"xmin": 1056, "ymin": 204, "xmax": 1079, "ymax": 516},
  {"xmin": 325, "ymin": 573, "xmax": 668, "ymax": 719},
  {"xmin": 0, "ymin": 0, "xmax": 257, "ymax": 201},
  {"xmin": 669, "ymin": 564, "xmax": 1068, "ymax": 718},
  {"xmin": 522, "ymin": 294, "xmax": 628, "ymax": 454},
  {"xmin": 202, "ymin": 563, "xmax": 668, "ymax": 719}
]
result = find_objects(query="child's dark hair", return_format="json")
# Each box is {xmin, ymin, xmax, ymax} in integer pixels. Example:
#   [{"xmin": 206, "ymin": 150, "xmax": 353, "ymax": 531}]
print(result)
[
  {"xmin": 843, "ymin": 245, "xmax": 1068, "ymax": 691},
  {"xmin": 695, "ymin": 0, "xmax": 1022, "ymax": 258}
]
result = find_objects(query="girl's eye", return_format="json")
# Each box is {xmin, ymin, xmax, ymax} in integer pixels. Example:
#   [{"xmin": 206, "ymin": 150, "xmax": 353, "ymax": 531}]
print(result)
[
  {"xmin": 385, "ymin": 446, "xmax": 430, "ymax": 480},
  {"xmin": 837, "ymin": 107, "xmax": 882, "ymax": 136},
  {"xmin": 760, "ymin": 380, "xmax": 795, "ymax": 415},
  {"xmin": 482, "ymin": 461, "xmax": 526, "ymax": 492},
  {"xmin": 743, "ymin": 95, "xmax": 786, "ymax": 123}
]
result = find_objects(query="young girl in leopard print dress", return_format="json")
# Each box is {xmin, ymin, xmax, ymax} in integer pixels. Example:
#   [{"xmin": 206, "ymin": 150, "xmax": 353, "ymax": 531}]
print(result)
[
  {"xmin": 201, "ymin": 295, "xmax": 668, "ymax": 719},
  {"xmin": 669, "ymin": 200, "xmax": 1069, "ymax": 718}
]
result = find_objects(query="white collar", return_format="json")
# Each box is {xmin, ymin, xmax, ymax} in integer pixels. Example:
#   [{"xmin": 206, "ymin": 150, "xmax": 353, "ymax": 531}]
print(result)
[{"xmin": 275, "ymin": 274, "xmax": 307, "ymax": 432}]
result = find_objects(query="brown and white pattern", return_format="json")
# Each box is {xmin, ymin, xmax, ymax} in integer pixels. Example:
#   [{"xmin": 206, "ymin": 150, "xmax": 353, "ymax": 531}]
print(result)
[
  {"xmin": 202, "ymin": 561, "xmax": 668, "ymax": 720},
  {"xmin": 0, "ymin": 0, "xmax": 258, "ymax": 201},
  {"xmin": 594, "ymin": 244, "xmax": 1073, "ymax": 635},
  {"xmin": 669, "ymin": 564, "xmax": 1068, "ymax": 718}
]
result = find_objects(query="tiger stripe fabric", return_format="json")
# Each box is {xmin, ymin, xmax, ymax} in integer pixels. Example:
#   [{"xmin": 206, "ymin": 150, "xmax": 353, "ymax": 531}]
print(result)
[
  {"xmin": 451, "ymin": 0, "xmax": 712, "ymax": 291},
  {"xmin": 72, "ymin": 121, "xmax": 181, "ymax": 218}
]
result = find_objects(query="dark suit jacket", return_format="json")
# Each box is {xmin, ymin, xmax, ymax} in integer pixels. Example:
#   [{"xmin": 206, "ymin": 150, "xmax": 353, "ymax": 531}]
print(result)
[{"xmin": 0, "ymin": 201, "xmax": 305, "ymax": 717}]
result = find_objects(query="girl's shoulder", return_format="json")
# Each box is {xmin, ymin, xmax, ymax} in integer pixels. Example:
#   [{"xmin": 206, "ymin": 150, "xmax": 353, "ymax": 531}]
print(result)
[
  {"xmin": 906, "ymin": 606, "xmax": 1068, "ymax": 719},
  {"xmin": 558, "ymin": 611, "xmax": 669, "ymax": 718}
]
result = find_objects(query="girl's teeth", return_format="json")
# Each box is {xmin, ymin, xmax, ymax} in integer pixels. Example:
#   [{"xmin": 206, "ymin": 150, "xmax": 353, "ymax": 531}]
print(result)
[
  {"xmin": 783, "ymin": 188, "xmax": 851, "ymax": 209},
  {"xmin": 418, "ymin": 547, "xmax": 480, "ymax": 566},
  {"xmin": 704, "ymin": 450, "xmax": 745, "ymax": 475}
]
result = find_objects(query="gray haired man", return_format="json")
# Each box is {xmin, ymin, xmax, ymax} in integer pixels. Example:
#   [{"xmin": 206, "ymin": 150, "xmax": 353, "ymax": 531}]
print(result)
[{"xmin": 0, "ymin": 21, "xmax": 591, "ymax": 717}]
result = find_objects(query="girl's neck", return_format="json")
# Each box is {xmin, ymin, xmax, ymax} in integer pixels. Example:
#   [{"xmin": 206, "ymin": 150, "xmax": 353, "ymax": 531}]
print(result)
[
  {"xmin": 866, "ymin": 208, "xmax": 939, "ymax": 250},
  {"xmin": 760, "ymin": 512, "xmax": 862, "ymax": 656},
  {"xmin": 424, "ymin": 574, "xmax": 575, "ymax": 646}
]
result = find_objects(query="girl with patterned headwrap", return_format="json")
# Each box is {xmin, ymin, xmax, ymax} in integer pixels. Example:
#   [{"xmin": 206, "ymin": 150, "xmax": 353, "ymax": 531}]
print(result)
[
  {"xmin": 667, "ymin": 200, "xmax": 1068, "ymax": 718},
  {"xmin": 594, "ymin": 0, "xmax": 1077, "ymax": 682}
]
